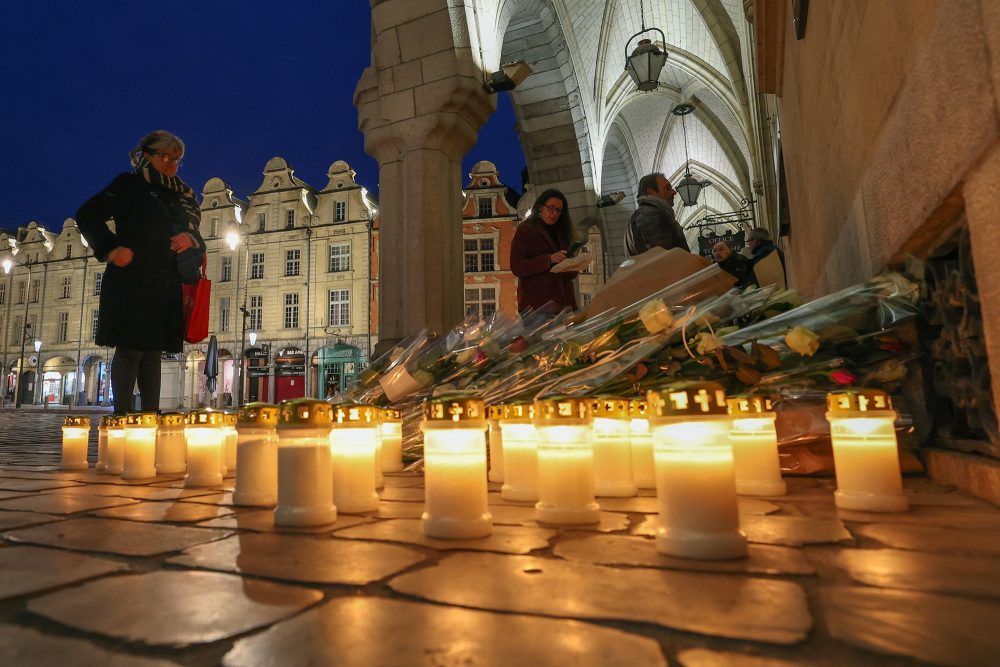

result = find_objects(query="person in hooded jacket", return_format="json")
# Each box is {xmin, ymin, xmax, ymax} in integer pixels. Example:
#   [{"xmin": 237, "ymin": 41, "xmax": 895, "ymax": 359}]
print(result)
[
  {"xmin": 510, "ymin": 189, "xmax": 579, "ymax": 312},
  {"xmin": 76, "ymin": 130, "xmax": 204, "ymax": 413}
]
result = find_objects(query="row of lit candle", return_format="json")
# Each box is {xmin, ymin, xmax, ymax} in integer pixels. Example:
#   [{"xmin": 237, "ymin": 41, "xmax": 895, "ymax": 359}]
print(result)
[
  {"xmin": 61, "ymin": 383, "xmax": 907, "ymax": 558},
  {"xmin": 421, "ymin": 384, "xmax": 908, "ymax": 558}
]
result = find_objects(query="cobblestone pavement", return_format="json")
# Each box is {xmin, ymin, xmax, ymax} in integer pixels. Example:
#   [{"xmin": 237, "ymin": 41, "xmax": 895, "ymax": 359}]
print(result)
[{"xmin": 0, "ymin": 414, "xmax": 999, "ymax": 666}]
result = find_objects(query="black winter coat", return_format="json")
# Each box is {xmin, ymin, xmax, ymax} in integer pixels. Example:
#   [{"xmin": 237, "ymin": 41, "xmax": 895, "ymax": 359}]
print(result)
[
  {"xmin": 510, "ymin": 218, "xmax": 578, "ymax": 312},
  {"xmin": 76, "ymin": 173, "xmax": 203, "ymax": 353},
  {"xmin": 624, "ymin": 196, "xmax": 690, "ymax": 256}
]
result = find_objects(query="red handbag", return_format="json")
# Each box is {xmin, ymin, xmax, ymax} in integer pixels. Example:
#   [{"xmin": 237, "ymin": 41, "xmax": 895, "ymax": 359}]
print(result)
[{"xmin": 182, "ymin": 259, "xmax": 211, "ymax": 344}]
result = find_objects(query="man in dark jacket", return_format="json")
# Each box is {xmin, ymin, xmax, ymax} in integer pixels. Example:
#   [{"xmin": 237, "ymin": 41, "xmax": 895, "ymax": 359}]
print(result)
[
  {"xmin": 624, "ymin": 172, "xmax": 690, "ymax": 257},
  {"xmin": 712, "ymin": 240, "xmax": 749, "ymax": 285},
  {"xmin": 744, "ymin": 227, "xmax": 787, "ymax": 289}
]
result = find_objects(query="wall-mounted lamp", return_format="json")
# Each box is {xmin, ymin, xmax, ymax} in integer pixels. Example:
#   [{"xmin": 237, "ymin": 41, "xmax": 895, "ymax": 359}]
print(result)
[
  {"xmin": 624, "ymin": 0, "xmax": 667, "ymax": 92},
  {"xmin": 671, "ymin": 103, "xmax": 704, "ymax": 207},
  {"xmin": 597, "ymin": 191, "xmax": 626, "ymax": 208},
  {"xmin": 484, "ymin": 61, "xmax": 533, "ymax": 93}
]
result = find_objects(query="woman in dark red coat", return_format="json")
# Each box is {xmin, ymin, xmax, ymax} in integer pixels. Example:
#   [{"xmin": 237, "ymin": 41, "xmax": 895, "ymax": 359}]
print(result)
[{"xmin": 510, "ymin": 189, "xmax": 578, "ymax": 312}]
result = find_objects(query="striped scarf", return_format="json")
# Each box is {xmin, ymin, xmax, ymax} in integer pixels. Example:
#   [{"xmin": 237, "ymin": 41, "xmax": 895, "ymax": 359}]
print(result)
[{"xmin": 131, "ymin": 154, "xmax": 201, "ymax": 234}]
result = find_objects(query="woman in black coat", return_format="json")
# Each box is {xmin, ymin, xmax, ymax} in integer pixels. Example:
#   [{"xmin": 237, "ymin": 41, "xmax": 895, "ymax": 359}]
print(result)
[
  {"xmin": 510, "ymin": 189, "xmax": 578, "ymax": 312},
  {"xmin": 76, "ymin": 130, "xmax": 204, "ymax": 414}
]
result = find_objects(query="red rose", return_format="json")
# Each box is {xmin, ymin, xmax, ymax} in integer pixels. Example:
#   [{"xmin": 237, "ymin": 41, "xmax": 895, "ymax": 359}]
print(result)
[{"xmin": 831, "ymin": 369, "xmax": 856, "ymax": 385}]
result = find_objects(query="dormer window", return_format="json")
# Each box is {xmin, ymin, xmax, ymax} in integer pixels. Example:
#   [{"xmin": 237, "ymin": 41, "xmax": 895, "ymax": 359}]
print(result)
[{"xmin": 478, "ymin": 198, "xmax": 493, "ymax": 218}]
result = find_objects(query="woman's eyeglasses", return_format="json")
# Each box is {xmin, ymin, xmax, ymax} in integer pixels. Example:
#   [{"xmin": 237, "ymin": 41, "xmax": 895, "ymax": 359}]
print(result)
[
  {"xmin": 146, "ymin": 150, "xmax": 183, "ymax": 166},
  {"xmin": 541, "ymin": 204, "xmax": 563, "ymax": 215}
]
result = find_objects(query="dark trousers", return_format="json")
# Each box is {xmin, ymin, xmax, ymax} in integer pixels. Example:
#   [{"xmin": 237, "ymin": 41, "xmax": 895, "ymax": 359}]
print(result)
[{"xmin": 111, "ymin": 348, "xmax": 161, "ymax": 414}]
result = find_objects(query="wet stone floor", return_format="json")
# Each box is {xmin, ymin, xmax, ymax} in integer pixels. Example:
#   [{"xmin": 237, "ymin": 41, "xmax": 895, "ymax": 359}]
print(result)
[{"xmin": 0, "ymin": 460, "xmax": 998, "ymax": 666}]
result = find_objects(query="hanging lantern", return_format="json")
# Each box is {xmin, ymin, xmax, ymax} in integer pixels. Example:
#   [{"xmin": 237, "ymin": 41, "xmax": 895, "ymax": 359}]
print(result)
[
  {"xmin": 155, "ymin": 412, "xmax": 187, "ymax": 475},
  {"xmin": 420, "ymin": 395, "xmax": 492, "ymax": 539},
  {"xmin": 275, "ymin": 399, "xmax": 338, "ymax": 527},
  {"xmin": 628, "ymin": 399, "xmax": 656, "ymax": 489},
  {"xmin": 61, "ymin": 416, "xmax": 90, "ymax": 471},
  {"xmin": 727, "ymin": 395, "xmax": 787, "ymax": 496},
  {"xmin": 671, "ymin": 103, "xmax": 704, "ymax": 207},
  {"xmin": 624, "ymin": 1, "xmax": 667, "ymax": 93},
  {"xmin": 486, "ymin": 404, "xmax": 505, "ymax": 484},
  {"xmin": 499, "ymin": 401, "xmax": 538, "ymax": 502},
  {"xmin": 122, "ymin": 412, "xmax": 159, "ymax": 480},
  {"xmin": 185, "ymin": 409, "xmax": 226, "ymax": 488},
  {"xmin": 233, "ymin": 403, "xmax": 279, "ymax": 507},
  {"xmin": 379, "ymin": 408, "xmax": 404, "ymax": 473},
  {"xmin": 826, "ymin": 388, "xmax": 908, "ymax": 512},
  {"xmin": 648, "ymin": 382, "xmax": 747, "ymax": 560},
  {"xmin": 330, "ymin": 403, "xmax": 381, "ymax": 514},
  {"xmin": 533, "ymin": 396, "xmax": 600, "ymax": 525}
]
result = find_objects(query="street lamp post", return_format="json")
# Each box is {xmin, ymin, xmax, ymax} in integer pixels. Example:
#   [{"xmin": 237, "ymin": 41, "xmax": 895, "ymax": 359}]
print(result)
[{"xmin": 226, "ymin": 222, "xmax": 252, "ymax": 407}]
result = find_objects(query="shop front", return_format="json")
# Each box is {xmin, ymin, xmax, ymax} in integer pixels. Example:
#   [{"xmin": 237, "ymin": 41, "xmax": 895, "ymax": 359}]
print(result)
[
  {"xmin": 314, "ymin": 343, "xmax": 364, "ymax": 399},
  {"xmin": 274, "ymin": 347, "xmax": 305, "ymax": 402},
  {"xmin": 41, "ymin": 356, "xmax": 77, "ymax": 405}
]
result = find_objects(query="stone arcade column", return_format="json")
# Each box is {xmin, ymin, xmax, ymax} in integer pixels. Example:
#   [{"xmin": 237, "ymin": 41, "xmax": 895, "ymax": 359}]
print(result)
[{"xmin": 355, "ymin": 1, "xmax": 494, "ymax": 350}]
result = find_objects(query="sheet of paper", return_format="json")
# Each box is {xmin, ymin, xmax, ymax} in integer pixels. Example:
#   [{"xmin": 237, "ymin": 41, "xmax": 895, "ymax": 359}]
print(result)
[{"xmin": 551, "ymin": 253, "xmax": 592, "ymax": 273}]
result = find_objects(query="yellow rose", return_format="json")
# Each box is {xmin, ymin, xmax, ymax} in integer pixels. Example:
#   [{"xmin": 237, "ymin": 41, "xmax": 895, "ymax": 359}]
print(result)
[
  {"xmin": 694, "ymin": 332, "xmax": 724, "ymax": 355},
  {"xmin": 785, "ymin": 326, "xmax": 821, "ymax": 356},
  {"xmin": 639, "ymin": 299, "xmax": 674, "ymax": 334}
]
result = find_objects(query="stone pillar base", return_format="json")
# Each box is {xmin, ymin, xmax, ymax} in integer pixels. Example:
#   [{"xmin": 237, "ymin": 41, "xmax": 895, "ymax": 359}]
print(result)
[{"xmin": 924, "ymin": 448, "xmax": 1000, "ymax": 506}]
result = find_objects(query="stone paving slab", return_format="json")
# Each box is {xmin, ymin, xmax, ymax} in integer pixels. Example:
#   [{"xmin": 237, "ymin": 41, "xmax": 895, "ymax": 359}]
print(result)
[
  {"xmin": 492, "ymin": 503, "xmax": 631, "ymax": 532},
  {"xmin": 223, "ymin": 596, "xmax": 668, "ymax": 667},
  {"xmin": 69, "ymin": 472, "xmax": 186, "ymax": 486},
  {"xmin": 27, "ymin": 570, "xmax": 323, "ymax": 647},
  {"xmin": 0, "ymin": 545, "xmax": 128, "ymax": 600},
  {"xmin": 176, "ymin": 491, "xmax": 234, "ymax": 506},
  {"xmin": 0, "ymin": 478, "xmax": 84, "ymax": 492},
  {"xmin": 854, "ymin": 522, "xmax": 1000, "ymax": 557},
  {"xmin": 335, "ymin": 518, "xmax": 556, "ymax": 554},
  {"xmin": 676, "ymin": 648, "xmax": 809, "ymax": 667},
  {"xmin": 836, "ymin": 548, "xmax": 1000, "ymax": 598},
  {"xmin": 0, "ymin": 492, "xmax": 140, "ymax": 515},
  {"xmin": 0, "ymin": 509, "xmax": 64, "ymax": 532},
  {"xmin": 169, "ymin": 532, "xmax": 425, "ymax": 585},
  {"xmin": 554, "ymin": 534, "xmax": 816, "ymax": 576},
  {"xmin": 796, "ymin": 501, "xmax": 1000, "ymax": 529},
  {"xmin": 821, "ymin": 586, "xmax": 1000, "ymax": 667},
  {"xmin": 377, "ymin": 486, "xmax": 424, "ymax": 502},
  {"xmin": 0, "ymin": 491, "xmax": 35, "ymax": 501},
  {"xmin": 194, "ymin": 509, "xmax": 374, "ymax": 534},
  {"xmin": 6, "ymin": 517, "xmax": 232, "ymax": 556},
  {"xmin": 632, "ymin": 514, "xmax": 853, "ymax": 546},
  {"xmin": 389, "ymin": 552, "xmax": 813, "ymax": 644},
  {"xmin": 91, "ymin": 501, "xmax": 236, "ymax": 523},
  {"xmin": 0, "ymin": 624, "xmax": 181, "ymax": 667},
  {"xmin": 62, "ymin": 483, "xmax": 220, "ymax": 501}
]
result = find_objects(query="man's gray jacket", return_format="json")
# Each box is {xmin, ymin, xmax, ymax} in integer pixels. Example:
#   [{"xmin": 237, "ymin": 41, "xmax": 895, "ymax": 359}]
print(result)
[{"xmin": 624, "ymin": 196, "xmax": 690, "ymax": 256}]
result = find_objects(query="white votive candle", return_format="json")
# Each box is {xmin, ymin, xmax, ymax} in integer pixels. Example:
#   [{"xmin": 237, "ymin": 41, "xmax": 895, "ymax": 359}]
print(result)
[
  {"xmin": 122, "ymin": 412, "xmax": 158, "ymax": 480},
  {"xmin": 155, "ymin": 412, "xmax": 187, "ymax": 474},
  {"xmin": 499, "ymin": 402, "xmax": 538, "ymax": 502},
  {"xmin": 275, "ymin": 399, "xmax": 337, "ymax": 527},
  {"xmin": 728, "ymin": 395, "xmax": 787, "ymax": 496},
  {"xmin": 222, "ymin": 412, "xmax": 237, "ymax": 475},
  {"xmin": 61, "ymin": 416, "xmax": 90, "ymax": 470},
  {"xmin": 380, "ymin": 408, "xmax": 404, "ymax": 472},
  {"xmin": 233, "ymin": 403, "xmax": 279, "ymax": 507},
  {"xmin": 533, "ymin": 397, "xmax": 600, "ymax": 525},
  {"xmin": 628, "ymin": 399, "xmax": 655, "ymax": 489},
  {"xmin": 330, "ymin": 404, "xmax": 380, "ymax": 513},
  {"xmin": 487, "ymin": 405, "xmax": 504, "ymax": 483},
  {"xmin": 649, "ymin": 383, "xmax": 747, "ymax": 560},
  {"xmin": 827, "ymin": 388, "xmax": 908, "ymax": 512},
  {"xmin": 185, "ymin": 409, "xmax": 225, "ymax": 487},
  {"xmin": 591, "ymin": 397, "xmax": 636, "ymax": 497},
  {"xmin": 421, "ymin": 396, "xmax": 492, "ymax": 539},
  {"xmin": 95, "ymin": 416, "xmax": 110, "ymax": 472},
  {"xmin": 104, "ymin": 417, "xmax": 126, "ymax": 475}
]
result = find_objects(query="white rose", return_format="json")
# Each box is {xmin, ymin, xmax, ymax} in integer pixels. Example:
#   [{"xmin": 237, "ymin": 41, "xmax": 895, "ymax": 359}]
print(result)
[
  {"xmin": 639, "ymin": 299, "xmax": 673, "ymax": 334},
  {"xmin": 694, "ymin": 332, "xmax": 724, "ymax": 355}
]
